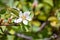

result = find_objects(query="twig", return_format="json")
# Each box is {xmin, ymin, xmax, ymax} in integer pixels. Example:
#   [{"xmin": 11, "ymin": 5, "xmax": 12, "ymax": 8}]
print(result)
[
  {"xmin": 36, "ymin": 21, "xmax": 49, "ymax": 33},
  {"xmin": 15, "ymin": 33, "xmax": 33, "ymax": 40},
  {"xmin": 0, "ymin": 23, "xmax": 20, "ymax": 26},
  {"xmin": 41, "ymin": 34, "xmax": 58, "ymax": 40},
  {"xmin": 3, "ymin": 30, "xmax": 33, "ymax": 40},
  {"xmin": 47, "ymin": 34, "xmax": 58, "ymax": 40}
]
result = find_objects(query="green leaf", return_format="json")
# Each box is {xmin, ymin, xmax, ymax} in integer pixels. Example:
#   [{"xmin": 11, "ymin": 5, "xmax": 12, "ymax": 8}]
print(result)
[
  {"xmin": 10, "ymin": 8, "xmax": 19, "ymax": 16},
  {"xmin": 0, "ymin": 1, "xmax": 7, "ymax": 7},
  {"xmin": 48, "ymin": 16, "xmax": 58, "ymax": 21},
  {"xmin": 14, "ymin": 1, "xmax": 19, "ymax": 7},
  {"xmin": 7, "ymin": 0, "xmax": 14, "ymax": 8},
  {"xmin": 43, "ymin": 0, "xmax": 53, "ymax": 7},
  {"xmin": 56, "ymin": 11, "xmax": 60, "ymax": 20},
  {"xmin": 54, "ymin": 0, "xmax": 60, "ymax": 8},
  {"xmin": 22, "ymin": 5, "xmax": 28, "ymax": 12},
  {"xmin": 0, "ymin": 30, "xmax": 3, "ymax": 34},
  {"xmin": 38, "ymin": 15, "xmax": 47, "ymax": 21},
  {"xmin": 32, "ymin": 21, "xmax": 41, "ymax": 27},
  {"xmin": 0, "ymin": 9, "xmax": 6, "ymax": 15},
  {"xmin": 9, "ymin": 29, "xmax": 15, "ymax": 34},
  {"xmin": 32, "ymin": 26, "xmax": 39, "ymax": 32},
  {"xmin": 12, "ymin": 26, "xmax": 19, "ymax": 32},
  {"xmin": 40, "ymin": 27, "xmax": 49, "ymax": 38},
  {"xmin": 7, "ymin": 35, "xmax": 14, "ymax": 40},
  {"xmin": 1, "ymin": 14, "xmax": 5, "ymax": 19},
  {"xmin": 44, "ymin": 4, "xmax": 51, "ymax": 14},
  {"xmin": 37, "ymin": 3, "xmax": 44, "ymax": 10},
  {"xmin": 1, "ymin": 26, "xmax": 6, "ymax": 31}
]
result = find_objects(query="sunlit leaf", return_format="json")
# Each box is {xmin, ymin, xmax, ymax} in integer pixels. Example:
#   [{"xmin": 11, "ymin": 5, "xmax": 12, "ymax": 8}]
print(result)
[
  {"xmin": 32, "ymin": 26, "xmax": 39, "ymax": 32},
  {"xmin": 38, "ymin": 15, "xmax": 47, "ymax": 21},
  {"xmin": 48, "ymin": 16, "xmax": 58, "ymax": 21},
  {"xmin": 43, "ymin": 0, "xmax": 53, "ymax": 6},
  {"xmin": 32, "ymin": 21, "xmax": 41, "ymax": 27},
  {"xmin": 0, "ymin": 30, "xmax": 3, "ymax": 34},
  {"xmin": 9, "ymin": 29, "xmax": 15, "ymax": 34},
  {"xmin": 7, "ymin": 0, "xmax": 14, "ymax": 8},
  {"xmin": 1, "ymin": 26, "xmax": 6, "ymax": 31},
  {"xmin": 50, "ymin": 21, "xmax": 57, "ymax": 27},
  {"xmin": 37, "ymin": 3, "xmax": 44, "ymax": 10},
  {"xmin": 7, "ymin": 35, "xmax": 14, "ymax": 40},
  {"xmin": 44, "ymin": 4, "xmax": 51, "ymax": 14}
]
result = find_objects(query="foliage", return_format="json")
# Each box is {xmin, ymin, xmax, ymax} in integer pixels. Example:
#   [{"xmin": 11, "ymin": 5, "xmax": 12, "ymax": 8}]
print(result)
[{"xmin": 0, "ymin": 0, "xmax": 60, "ymax": 40}]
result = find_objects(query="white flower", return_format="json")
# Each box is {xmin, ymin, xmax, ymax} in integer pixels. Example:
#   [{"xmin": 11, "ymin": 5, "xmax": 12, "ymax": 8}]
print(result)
[
  {"xmin": 14, "ymin": 11, "xmax": 32, "ymax": 25},
  {"xmin": 14, "ymin": 18, "xmax": 22, "ymax": 23}
]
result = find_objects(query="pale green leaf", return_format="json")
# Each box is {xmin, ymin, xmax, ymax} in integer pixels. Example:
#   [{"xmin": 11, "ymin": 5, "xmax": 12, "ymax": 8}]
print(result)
[
  {"xmin": 7, "ymin": 35, "xmax": 14, "ymax": 40},
  {"xmin": 1, "ymin": 26, "xmax": 6, "ymax": 31},
  {"xmin": 43, "ymin": 0, "xmax": 53, "ymax": 6}
]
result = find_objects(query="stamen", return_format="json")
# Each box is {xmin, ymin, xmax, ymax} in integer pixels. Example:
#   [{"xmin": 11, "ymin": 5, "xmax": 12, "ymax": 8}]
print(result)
[{"xmin": 21, "ymin": 15, "xmax": 26, "ymax": 20}]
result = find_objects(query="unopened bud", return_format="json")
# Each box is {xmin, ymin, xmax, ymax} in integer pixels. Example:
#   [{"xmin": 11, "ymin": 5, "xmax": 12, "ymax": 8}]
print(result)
[{"xmin": 32, "ymin": 0, "xmax": 38, "ymax": 8}]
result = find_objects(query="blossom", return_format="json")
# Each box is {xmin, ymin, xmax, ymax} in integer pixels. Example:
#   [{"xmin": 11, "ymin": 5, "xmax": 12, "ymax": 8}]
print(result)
[
  {"xmin": 14, "ymin": 11, "xmax": 32, "ymax": 25},
  {"xmin": 32, "ymin": 0, "xmax": 38, "ymax": 7}
]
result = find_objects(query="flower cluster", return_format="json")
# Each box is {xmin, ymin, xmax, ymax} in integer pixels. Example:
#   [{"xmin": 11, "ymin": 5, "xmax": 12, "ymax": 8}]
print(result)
[{"xmin": 14, "ymin": 11, "xmax": 32, "ymax": 25}]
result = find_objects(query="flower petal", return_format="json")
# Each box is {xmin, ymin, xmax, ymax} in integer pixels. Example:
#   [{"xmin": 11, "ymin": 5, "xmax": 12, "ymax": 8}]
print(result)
[
  {"xmin": 19, "ymin": 11, "xmax": 23, "ymax": 17},
  {"xmin": 14, "ymin": 18, "xmax": 22, "ymax": 23},
  {"xmin": 24, "ymin": 11, "xmax": 30, "ymax": 16},
  {"xmin": 14, "ymin": 19, "xmax": 18, "ymax": 23},
  {"xmin": 23, "ymin": 20, "xmax": 28, "ymax": 25},
  {"xmin": 17, "ymin": 18, "xmax": 22, "ymax": 22},
  {"xmin": 26, "ymin": 16, "xmax": 32, "ymax": 21}
]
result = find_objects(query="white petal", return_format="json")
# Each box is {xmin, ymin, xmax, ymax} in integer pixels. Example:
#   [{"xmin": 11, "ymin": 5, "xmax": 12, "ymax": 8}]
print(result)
[
  {"xmin": 19, "ymin": 11, "xmax": 23, "ymax": 17},
  {"xmin": 14, "ymin": 19, "xmax": 18, "ymax": 23},
  {"xmin": 23, "ymin": 20, "xmax": 28, "ymax": 25},
  {"xmin": 14, "ymin": 18, "xmax": 22, "ymax": 23},
  {"xmin": 17, "ymin": 18, "xmax": 22, "ymax": 22},
  {"xmin": 24, "ymin": 11, "xmax": 30, "ymax": 16},
  {"xmin": 26, "ymin": 16, "xmax": 32, "ymax": 21}
]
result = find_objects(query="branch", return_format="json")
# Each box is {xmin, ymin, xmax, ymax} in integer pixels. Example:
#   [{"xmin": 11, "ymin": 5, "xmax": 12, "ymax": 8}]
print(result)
[
  {"xmin": 0, "ymin": 23, "xmax": 20, "ymax": 26},
  {"xmin": 42, "ymin": 34, "xmax": 58, "ymax": 40},
  {"xmin": 3, "ymin": 30, "xmax": 33, "ymax": 40},
  {"xmin": 15, "ymin": 33, "xmax": 33, "ymax": 40},
  {"xmin": 36, "ymin": 21, "xmax": 49, "ymax": 33}
]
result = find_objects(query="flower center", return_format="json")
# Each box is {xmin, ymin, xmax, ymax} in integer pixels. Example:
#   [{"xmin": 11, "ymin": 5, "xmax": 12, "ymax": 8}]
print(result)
[{"xmin": 21, "ymin": 15, "xmax": 26, "ymax": 20}]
